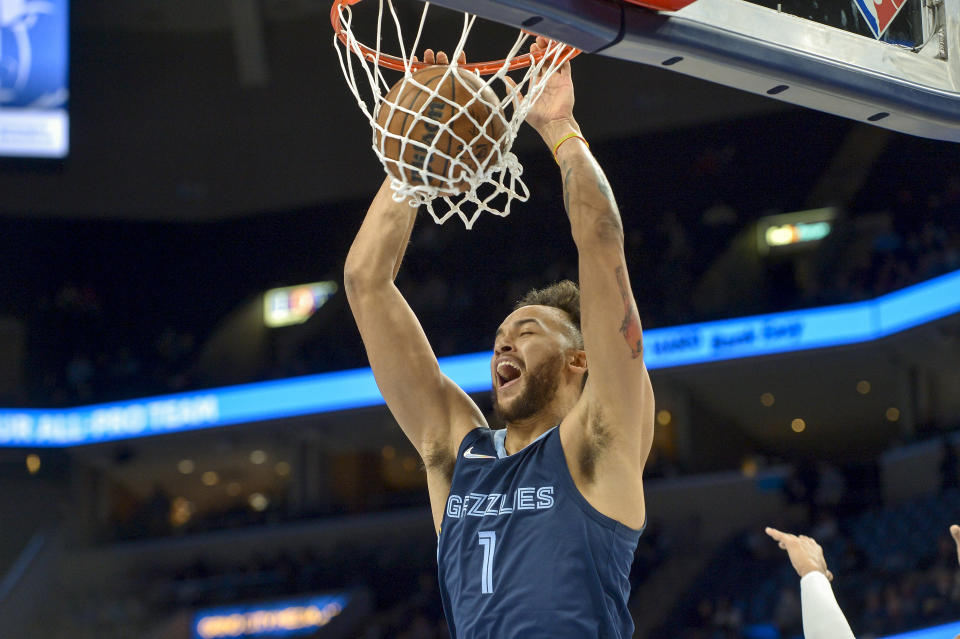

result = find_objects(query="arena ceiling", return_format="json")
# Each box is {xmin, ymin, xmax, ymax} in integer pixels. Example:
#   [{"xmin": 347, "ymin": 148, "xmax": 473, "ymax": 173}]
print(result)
[{"xmin": 0, "ymin": 0, "xmax": 788, "ymax": 221}]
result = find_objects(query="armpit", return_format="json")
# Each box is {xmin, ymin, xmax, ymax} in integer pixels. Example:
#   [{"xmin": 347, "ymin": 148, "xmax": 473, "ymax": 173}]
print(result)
[
  {"xmin": 423, "ymin": 443, "xmax": 456, "ymax": 482},
  {"xmin": 577, "ymin": 402, "xmax": 612, "ymax": 483}
]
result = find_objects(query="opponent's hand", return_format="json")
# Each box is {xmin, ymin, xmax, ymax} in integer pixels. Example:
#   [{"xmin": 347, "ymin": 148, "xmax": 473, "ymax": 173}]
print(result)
[
  {"xmin": 413, "ymin": 49, "xmax": 467, "ymax": 66},
  {"xmin": 950, "ymin": 524, "xmax": 960, "ymax": 566},
  {"xmin": 766, "ymin": 527, "xmax": 834, "ymax": 581},
  {"xmin": 505, "ymin": 36, "xmax": 578, "ymax": 147}
]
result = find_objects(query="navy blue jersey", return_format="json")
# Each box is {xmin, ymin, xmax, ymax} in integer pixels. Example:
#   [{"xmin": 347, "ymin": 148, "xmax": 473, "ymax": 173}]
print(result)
[{"xmin": 437, "ymin": 426, "xmax": 643, "ymax": 639}]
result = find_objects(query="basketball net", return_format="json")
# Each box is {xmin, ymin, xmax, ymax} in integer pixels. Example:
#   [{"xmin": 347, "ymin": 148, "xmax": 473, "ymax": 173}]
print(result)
[{"xmin": 332, "ymin": 1, "xmax": 578, "ymax": 229}]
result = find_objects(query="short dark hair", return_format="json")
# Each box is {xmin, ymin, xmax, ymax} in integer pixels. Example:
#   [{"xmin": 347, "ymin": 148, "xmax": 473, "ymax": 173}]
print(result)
[{"xmin": 513, "ymin": 280, "xmax": 583, "ymax": 349}]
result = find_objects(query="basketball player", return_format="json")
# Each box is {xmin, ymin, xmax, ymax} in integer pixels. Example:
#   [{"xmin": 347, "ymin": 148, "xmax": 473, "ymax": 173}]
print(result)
[{"xmin": 344, "ymin": 40, "xmax": 654, "ymax": 638}]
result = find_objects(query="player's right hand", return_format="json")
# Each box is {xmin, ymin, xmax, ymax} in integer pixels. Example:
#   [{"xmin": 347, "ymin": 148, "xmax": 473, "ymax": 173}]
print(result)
[
  {"xmin": 765, "ymin": 527, "xmax": 834, "ymax": 581},
  {"xmin": 505, "ymin": 36, "xmax": 578, "ymax": 150}
]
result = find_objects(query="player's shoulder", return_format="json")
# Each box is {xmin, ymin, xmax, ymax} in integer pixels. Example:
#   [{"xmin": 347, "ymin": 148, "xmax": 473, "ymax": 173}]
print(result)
[{"xmin": 454, "ymin": 425, "xmax": 494, "ymax": 455}]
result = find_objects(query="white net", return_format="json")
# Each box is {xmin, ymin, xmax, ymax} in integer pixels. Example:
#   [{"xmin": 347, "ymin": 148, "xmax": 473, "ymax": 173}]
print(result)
[{"xmin": 333, "ymin": 0, "xmax": 578, "ymax": 229}]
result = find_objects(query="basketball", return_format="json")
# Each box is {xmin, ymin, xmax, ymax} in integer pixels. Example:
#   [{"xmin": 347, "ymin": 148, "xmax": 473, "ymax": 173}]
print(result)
[{"xmin": 375, "ymin": 66, "xmax": 506, "ymax": 190}]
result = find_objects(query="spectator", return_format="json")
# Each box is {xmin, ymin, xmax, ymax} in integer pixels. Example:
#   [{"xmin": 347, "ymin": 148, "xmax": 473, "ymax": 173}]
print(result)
[{"xmin": 711, "ymin": 596, "xmax": 743, "ymax": 638}]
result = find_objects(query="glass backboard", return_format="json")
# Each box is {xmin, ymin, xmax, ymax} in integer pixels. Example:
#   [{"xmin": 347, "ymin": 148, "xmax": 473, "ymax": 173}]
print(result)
[
  {"xmin": 741, "ymin": 0, "xmax": 924, "ymax": 45},
  {"xmin": 425, "ymin": 0, "xmax": 959, "ymax": 143}
]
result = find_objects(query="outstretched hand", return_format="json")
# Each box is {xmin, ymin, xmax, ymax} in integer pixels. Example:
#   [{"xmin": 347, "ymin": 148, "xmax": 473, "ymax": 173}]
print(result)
[
  {"xmin": 505, "ymin": 36, "xmax": 578, "ymax": 145},
  {"xmin": 766, "ymin": 527, "xmax": 834, "ymax": 581}
]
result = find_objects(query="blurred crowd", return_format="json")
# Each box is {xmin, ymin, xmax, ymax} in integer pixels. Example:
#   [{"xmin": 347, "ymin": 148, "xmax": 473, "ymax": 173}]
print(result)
[
  {"xmin": 5, "ymin": 117, "xmax": 959, "ymax": 410},
  {"xmin": 108, "ymin": 483, "xmax": 290, "ymax": 542},
  {"xmin": 27, "ymin": 282, "xmax": 198, "ymax": 406},
  {"xmin": 666, "ymin": 493, "xmax": 960, "ymax": 639},
  {"xmin": 807, "ymin": 191, "xmax": 960, "ymax": 308},
  {"xmin": 661, "ymin": 441, "xmax": 960, "ymax": 639}
]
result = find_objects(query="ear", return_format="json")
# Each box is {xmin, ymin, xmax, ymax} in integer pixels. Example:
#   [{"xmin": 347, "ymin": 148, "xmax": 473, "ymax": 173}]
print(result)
[{"xmin": 566, "ymin": 349, "xmax": 587, "ymax": 376}]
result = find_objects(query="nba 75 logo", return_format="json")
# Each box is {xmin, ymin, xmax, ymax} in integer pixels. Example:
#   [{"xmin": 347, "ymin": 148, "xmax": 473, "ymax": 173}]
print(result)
[{"xmin": 853, "ymin": 0, "xmax": 910, "ymax": 39}]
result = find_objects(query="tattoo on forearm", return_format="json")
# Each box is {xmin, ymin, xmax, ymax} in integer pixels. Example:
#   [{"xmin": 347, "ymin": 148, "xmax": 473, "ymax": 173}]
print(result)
[
  {"xmin": 562, "ymin": 159, "xmax": 622, "ymax": 235},
  {"xmin": 597, "ymin": 173, "xmax": 614, "ymax": 204},
  {"xmin": 592, "ymin": 166, "xmax": 623, "ymax": 235},
  {"xmin": 615, "ymin": 266, "xmax": 643, "ymax": 359}
]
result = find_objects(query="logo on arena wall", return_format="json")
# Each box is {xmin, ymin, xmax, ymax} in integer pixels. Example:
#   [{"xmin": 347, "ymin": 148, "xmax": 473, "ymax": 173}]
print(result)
[
  {"xmin": 853, "ymin": 0, "xmax": 909, "ymax": 39},
  {"xmin": 0, "ymin": 0, "xmax": 69, "ymax": 108}
]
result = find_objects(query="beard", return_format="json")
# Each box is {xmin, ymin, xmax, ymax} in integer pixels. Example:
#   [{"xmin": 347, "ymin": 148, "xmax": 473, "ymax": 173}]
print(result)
[{"xmin": 492, "ymin": 351, "xmax": 563, "ymax": 423}]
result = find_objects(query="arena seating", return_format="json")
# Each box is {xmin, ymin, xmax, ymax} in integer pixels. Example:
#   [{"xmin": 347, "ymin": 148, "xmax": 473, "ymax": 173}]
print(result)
[
  {"xmin": 3, "ymin": 114, "xmax": 957, "ymax": 410},
  {"xmin": 658, "ymin": 486, "xmax": 960, "ymax": 639}
]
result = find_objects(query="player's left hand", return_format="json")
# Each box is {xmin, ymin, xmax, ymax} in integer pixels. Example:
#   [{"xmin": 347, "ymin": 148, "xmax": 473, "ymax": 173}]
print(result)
[
  {"xmin": 765, "ymin": 527, "xmax": 834, "ymax": 581},
  {"xmin": 414, "ymin": 49, "xmax": 467, "ymax": 66},
  {"xmin": 505, "ymin": 36, "xmax": 578, "ymax": 146}
]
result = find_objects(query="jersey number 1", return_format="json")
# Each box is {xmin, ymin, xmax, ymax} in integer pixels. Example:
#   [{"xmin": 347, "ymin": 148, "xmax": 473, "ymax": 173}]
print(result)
[{"xmin": 478, "ymin": 531, "xmax": 497, "ymax": 594}]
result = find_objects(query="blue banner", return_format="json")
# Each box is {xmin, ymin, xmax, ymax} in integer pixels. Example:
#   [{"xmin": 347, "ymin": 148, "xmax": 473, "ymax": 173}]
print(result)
[
  {"xmin": 1, "ymin": 269, "xmax": 958, "ymax": 448},
  {"xmin": 881, "ymin": 620, "xmax": 960, "ymax": 639}
]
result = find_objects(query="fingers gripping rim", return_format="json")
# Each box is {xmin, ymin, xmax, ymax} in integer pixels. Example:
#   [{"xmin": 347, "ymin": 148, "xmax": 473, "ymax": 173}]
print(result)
[{"xmin": 330, "ymin": 0, "xmax": 581, "ymax": 74}]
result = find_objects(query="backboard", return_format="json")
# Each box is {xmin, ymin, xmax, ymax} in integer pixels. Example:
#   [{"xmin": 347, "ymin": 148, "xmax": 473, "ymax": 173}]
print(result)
[{"xmin": 427, "ymin": 0, "xmax": 960, "ymax": 143}]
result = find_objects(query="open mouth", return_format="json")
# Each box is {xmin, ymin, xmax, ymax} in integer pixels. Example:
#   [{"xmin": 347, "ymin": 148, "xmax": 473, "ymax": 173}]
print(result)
[{"xmin": 496, "ymin": 360, "xmax": 522, "ymax": 390}]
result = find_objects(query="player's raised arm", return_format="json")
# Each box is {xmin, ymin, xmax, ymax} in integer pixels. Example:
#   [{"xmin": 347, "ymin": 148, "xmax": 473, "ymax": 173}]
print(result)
[
  {"xmin": 514, "ymin": 38, "xmax": 654, "ymax": 526},
  {"xmin": 538, "ymin": 52, "xmax": 652, "ymax": 434},
  {"xmin": 344, "ymin": 177, "xmax": 485, "ymax": 464}
]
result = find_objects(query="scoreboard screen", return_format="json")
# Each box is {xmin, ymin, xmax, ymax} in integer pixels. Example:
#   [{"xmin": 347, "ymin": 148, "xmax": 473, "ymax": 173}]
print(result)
[{"xmin": 0, "ymin": 0, "xmax": 69, "ymax": 158}]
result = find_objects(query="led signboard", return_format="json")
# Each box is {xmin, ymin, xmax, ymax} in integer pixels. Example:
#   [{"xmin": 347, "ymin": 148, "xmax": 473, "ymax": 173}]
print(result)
[
  {"xmin": 264, "ymin": 281, "xmax": 338, "ymax": 328},
  {"xmin": 881, "ymin": 619, "xmax": 960, "ymax": 639},
  {"xmin": 764, "ymin": 221, "xmax": 832, "ymax": 247},
  {"xmin": 1, "ymin": 269, "xmax": 958, "ymax": 447},
  {"xmin": 748, "ymin": 618, "xmax": 960, "ymax": 639},
  {"xmin": 757, "ymin": 207, "xmax": 837, "ymax": 255},
  {"xmin": 193, "ymin": 593, "xmax": 349, "ymax": 639}
]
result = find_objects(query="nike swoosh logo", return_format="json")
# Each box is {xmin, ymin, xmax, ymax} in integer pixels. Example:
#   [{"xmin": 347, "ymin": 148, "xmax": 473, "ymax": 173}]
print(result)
[{"xmin": 463, "ymin": 446, "xmax": 496, "ymax": 460}]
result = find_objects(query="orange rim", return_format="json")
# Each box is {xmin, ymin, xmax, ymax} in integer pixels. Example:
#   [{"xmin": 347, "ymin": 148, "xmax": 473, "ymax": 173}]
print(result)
[{"xmin": 331, "ymin": 0, "xmax": 581, "ymax": 75}]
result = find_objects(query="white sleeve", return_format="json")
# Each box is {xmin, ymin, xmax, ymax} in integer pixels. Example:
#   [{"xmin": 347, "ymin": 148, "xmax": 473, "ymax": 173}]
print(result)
[{"xmin": 800, "ymin": 571, "xmax": 856, "ymax": 639}]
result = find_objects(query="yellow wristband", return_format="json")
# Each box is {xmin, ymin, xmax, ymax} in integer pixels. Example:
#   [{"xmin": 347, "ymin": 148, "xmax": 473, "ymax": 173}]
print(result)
[{"xmin": 552, "ymin": 133, "xmax": 589, "ymax": 164}]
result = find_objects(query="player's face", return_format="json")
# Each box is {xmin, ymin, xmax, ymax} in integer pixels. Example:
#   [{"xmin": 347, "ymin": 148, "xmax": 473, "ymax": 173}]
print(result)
[{"xmin": 491, "ymin": 306, "xmax": 572, "ymax": 422}]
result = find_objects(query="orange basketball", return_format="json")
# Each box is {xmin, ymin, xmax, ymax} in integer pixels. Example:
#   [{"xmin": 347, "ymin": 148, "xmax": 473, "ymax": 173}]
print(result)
[{"xmin": 375, "ymin": 67, "xmax": 506, "ymax": 189}]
